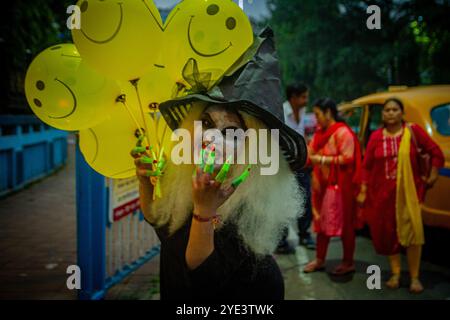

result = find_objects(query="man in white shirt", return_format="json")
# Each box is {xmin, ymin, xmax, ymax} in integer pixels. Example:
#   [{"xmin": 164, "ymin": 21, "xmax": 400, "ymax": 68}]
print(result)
[
  {"xmin": 283, "ymin": 94, "xmax": 307, "ymax": 137},
  {"xmin": 276, "ymin": 83, "xmax": 315, "ymax": 253}
]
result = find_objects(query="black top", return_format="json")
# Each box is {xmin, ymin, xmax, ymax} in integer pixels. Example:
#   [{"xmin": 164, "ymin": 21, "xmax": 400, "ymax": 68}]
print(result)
[{"xmin": 151, "ymin": 215, "xmax": 284, "ymax": 301}]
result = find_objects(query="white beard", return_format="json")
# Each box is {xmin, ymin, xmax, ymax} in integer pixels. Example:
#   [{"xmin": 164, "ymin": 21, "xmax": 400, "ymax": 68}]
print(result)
[{"xmin": 149, "ymin": 104, "xmax": 305, "ymax": 255}]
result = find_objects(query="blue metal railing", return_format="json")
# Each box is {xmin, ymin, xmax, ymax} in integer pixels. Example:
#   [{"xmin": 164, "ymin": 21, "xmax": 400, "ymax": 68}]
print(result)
[
  {"xmin": 0, "ymin": 115, "xmax": 68, "ymax": 197},
  {"xmin": 76, "ymin": 146, "xmax": 160, "ymax": 300}
]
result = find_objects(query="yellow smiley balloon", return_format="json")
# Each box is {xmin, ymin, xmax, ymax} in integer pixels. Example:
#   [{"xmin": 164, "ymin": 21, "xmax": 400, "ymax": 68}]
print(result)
[
  {"xmin": 71, "ymin": 0, "xmax": 164, "ymax": 81},
  {"xmin": 24, "ymin": 44, "xmax": 121, "ymax": 131},
  {"xmin": 133, "ymin": 67, "xmax": 179, "ymax": 112},
  {"xmin": 163, "ymin": 0, "xmax": 254, "ymax": 85},
  {"xmin": 79, "ymin": 81, "xmax": 172, "ymax": 179},
  {"xmin": 118, "ymin": 70, "xmax": 177, "ymax": 153},
  {"xmin": 79, "ymin": 90, "xmax": 145, "ymax": 179}
]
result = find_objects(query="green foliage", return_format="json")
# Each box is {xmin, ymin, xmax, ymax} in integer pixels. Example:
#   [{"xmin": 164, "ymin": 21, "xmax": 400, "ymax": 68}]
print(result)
[
  {"xmin": 1, "ymin": 0, "xmax": 73, "ymax": 112},
  {"xmin": 268, "ymin": 0, "xmax": 450, "ymax": 102},
  {"xmin": 5, "ymin": 0, "xmax": 73, "ymax": 70}
]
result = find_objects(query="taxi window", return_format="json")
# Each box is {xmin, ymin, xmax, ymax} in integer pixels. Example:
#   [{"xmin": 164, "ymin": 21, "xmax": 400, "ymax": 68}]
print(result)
[
  {"xmin": 431, "ymin": 103, "xmax": 450, "ymax": 136},
  {"xmin": 341, "ymin": 107, "xmax": 362, "ymax": 135}
]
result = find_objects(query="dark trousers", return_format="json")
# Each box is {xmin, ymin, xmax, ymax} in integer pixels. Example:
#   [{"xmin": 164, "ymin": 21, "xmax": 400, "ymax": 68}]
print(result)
[{"xmin": 279, "ymin": 168, "xmax": 312, "ymax": 246}]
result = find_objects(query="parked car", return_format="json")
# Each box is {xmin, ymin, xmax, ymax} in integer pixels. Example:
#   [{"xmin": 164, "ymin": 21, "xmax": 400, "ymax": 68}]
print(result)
[{"xmin": 339, "ymin": 85, "xmax": 450, "ymax": 229}]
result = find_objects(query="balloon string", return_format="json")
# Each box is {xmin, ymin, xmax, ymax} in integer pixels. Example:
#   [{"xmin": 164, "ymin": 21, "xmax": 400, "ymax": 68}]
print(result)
[
  {"xmin": 153, "ymin": 112, "xmax": 161, "ymax": 148},
  {"xmin": 118, "ymin": 99, "xmax": 146, "ymax": 142},
  {"xmin": 130, "ymin": 79, "xmax": 163, "ymax": 200},
  {"xmin": 159, "ymin": 120, "xmax": 168, "ymax": 150},
  {"xmin": 130, "ymin": 79, "xmax": 155, "ymax": 153}
]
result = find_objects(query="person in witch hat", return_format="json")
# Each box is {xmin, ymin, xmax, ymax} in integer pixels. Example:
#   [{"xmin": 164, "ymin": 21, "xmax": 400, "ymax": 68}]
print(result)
[{"xmin": 131, "ymin": 28, "xmax": 307, "ymax": 300}]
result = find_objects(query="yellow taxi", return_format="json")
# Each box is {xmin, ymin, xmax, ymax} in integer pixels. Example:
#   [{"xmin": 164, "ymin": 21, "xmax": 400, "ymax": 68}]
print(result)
[{"xmin": 339, "ymin": 85, "xmax": 450, "ymax": 229}]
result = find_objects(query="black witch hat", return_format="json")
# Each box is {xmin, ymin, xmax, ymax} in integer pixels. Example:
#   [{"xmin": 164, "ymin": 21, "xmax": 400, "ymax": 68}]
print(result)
[{"xmin": 159, "ymin": 27, "xmax": 307, "ymax": 170}]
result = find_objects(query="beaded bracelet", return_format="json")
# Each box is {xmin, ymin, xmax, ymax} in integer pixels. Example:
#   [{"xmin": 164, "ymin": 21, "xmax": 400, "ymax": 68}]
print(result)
[{"xmin": 192, "ymin": 213, "xmax": 222, "ymax": 229}]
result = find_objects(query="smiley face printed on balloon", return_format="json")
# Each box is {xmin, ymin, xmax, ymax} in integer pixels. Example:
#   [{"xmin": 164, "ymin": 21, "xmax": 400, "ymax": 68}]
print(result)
[
  {"xmin": 25, "ymin": 44, "xmax": 121, "ymax": 131},
  {"xmin": 164, "ymin": 0, "xmax": 253, "ymax": 84},
  {"xmin": 76, "ymin": 0, "xmax": 123, "ymax": 45},
  {"xmin": 187, "ymin": 3, "xmax": 238, "ymax": 57},
  {"xmin": 71, "ymin": 0, "xmax": 164, "ymax": 81}
]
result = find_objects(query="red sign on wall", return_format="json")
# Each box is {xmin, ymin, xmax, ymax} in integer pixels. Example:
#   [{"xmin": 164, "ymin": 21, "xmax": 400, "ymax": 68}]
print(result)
[
  {"xmin": 109, "ymin": 177, "xmax": 140, "ymax": 223},
  {"xmin": 113, "ymin": 198, "xmax": 140, "ymax": 221}
]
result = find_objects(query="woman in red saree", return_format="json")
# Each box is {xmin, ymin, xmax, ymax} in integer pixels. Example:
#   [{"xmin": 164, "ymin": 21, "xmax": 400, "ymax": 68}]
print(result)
[
  {"xmin": 357, "ymin": 98, "xmax": 444, "ymax": 293},
  {"xmin": 304, "ymin": 98, "xmax": 362, "ymax": 275}
]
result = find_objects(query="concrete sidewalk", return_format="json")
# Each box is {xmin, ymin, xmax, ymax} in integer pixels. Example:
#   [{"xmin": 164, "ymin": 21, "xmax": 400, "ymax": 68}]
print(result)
[{"xmin": 0, "ymin": 142, "xmax": 77, "ymax": 299}]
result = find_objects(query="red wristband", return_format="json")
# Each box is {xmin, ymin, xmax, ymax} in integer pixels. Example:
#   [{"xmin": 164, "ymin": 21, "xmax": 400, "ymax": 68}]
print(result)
[{"xmin": 192, "ymin": 213, "xmax": 221, "ymax": 224}]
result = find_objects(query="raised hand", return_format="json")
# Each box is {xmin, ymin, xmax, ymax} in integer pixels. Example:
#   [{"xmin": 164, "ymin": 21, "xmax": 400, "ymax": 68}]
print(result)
[
  {"xmin": 130, "ymin": 135, "xmax": 165, "ymax": 185},
  {"xmin": 192, "ymin": 144, "xmax": 251, "ymax": 218}
]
